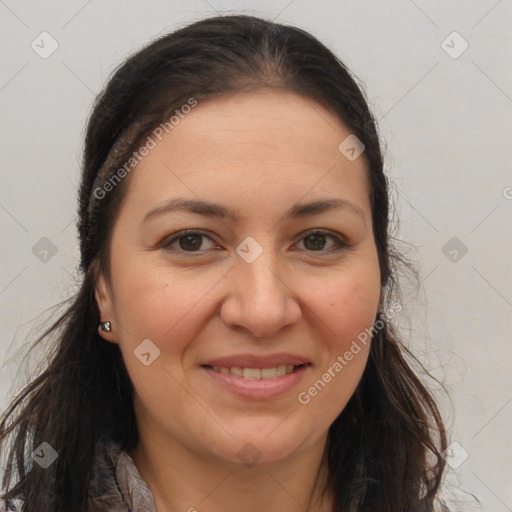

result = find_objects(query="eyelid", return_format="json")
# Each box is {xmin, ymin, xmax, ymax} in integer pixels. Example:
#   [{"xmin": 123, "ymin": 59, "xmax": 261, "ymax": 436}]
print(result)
[
  {"xmin": 158, "ymin": 229, "xmax": 215, "ymax": 253},
  {"xmin": 160, "ymin": 228, "xmax": 349, "ymax": 254},
  {"xmin": 293, "ymin": 228, "xmax": 348, "ymax": 250}
]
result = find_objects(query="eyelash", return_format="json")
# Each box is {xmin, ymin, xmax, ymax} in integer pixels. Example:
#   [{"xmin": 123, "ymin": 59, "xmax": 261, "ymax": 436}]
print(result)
[{"xmin": 160, "ymin": 229, "xmax": 349, "ymax": 255}]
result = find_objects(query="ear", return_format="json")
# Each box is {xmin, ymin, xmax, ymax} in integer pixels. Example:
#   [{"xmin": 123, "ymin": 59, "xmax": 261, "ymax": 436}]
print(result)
[{"xmin": 95, "ymin": 271, "xmax": 119, "ymax": 344}]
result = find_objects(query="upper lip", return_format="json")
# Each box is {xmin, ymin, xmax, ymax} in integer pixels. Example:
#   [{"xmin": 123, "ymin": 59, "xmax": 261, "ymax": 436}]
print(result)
[{"xmin": 200, "ymin": 353, "xmax": 311, "ymax": 368}]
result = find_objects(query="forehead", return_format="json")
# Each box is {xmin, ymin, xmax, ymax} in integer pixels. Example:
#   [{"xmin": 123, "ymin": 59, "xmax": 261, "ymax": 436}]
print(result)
[{"xmin": 117, "ymin": 89, "xmax": 371, "ymax": 224}]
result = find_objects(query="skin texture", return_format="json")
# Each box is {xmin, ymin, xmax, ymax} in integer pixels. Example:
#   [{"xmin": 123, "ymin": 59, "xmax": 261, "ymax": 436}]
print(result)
[{"xmin": 95, "ymin": 89, "xmax": 382, "ymax": 512}]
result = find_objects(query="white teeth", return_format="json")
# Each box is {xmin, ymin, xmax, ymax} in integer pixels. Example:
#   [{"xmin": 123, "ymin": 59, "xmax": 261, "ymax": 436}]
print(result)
[
  {"xmin": 210, "ymin": 364, "xmax": 300, "ymax": 379},
  {"xmin": 261, "ymin": 367, "xmax": 277, "ymax": 379},
  {"xmin": 243, "ymin": 368, "xmax": 261, "ymax": 380}
]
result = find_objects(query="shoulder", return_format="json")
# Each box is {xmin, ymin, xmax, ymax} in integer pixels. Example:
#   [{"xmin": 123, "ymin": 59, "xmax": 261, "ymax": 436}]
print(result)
[
  {"xmin": 0, "ymin": 498, "xmax": 24, "ymax": 512},
  {"xmin": 88, "ymin": 432, "xmax": 155, "ymax": 512},
  {"xmin": 0, "ymin": 434, "xmax": 142, "ymax": 512},
  {"xmin": 87, "ymin": 433, "xmax": 131, "ymax": 511}
]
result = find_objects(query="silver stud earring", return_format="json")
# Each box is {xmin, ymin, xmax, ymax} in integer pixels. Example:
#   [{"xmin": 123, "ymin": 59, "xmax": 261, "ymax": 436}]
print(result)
[{"xmin": 99, "ymin": 321, "xmax": 112, "ymax": 333}]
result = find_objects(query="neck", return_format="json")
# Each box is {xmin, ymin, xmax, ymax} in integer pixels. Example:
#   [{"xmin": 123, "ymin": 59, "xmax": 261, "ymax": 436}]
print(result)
[{"xmin": 128, "ymin": 426, "xmax": 333, "ymax": 512}]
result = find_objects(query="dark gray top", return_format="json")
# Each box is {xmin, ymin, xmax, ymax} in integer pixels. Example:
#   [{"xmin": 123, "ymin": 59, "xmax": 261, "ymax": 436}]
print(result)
[{"xmin": 1, "ymin": 434, "xmax": 480, "ymax": 511}]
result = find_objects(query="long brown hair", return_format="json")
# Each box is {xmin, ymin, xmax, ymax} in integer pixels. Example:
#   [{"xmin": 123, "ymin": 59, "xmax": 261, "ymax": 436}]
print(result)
[{"xmin": 0, "ymin": 14, "xmax": 447, "ymax": 511}]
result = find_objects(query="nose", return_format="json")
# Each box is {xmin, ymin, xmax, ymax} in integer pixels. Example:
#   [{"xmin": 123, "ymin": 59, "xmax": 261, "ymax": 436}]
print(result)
[{"xmin": 219, "ymin": 249, "xmax": 302, "ymax": 338}]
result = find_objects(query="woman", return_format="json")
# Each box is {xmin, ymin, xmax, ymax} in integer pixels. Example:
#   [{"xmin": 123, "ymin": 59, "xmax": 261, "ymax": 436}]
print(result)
[{"xmin": 0, "ymin": 13, "xmax": 467, "ymax": 512}]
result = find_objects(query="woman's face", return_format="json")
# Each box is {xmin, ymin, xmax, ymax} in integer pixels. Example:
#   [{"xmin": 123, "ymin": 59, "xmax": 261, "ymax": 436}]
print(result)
[{"xmin": 95, "ymin": 89, "xmax": 381, "ymax": 466}]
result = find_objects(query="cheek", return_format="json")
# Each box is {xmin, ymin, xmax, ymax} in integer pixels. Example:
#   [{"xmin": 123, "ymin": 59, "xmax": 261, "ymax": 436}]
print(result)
[
  {"xmin": 295, "ymin": 269, "xmax": 380, "ymax": 426},
  {"xmin": 111, "ymin": 266, "xmax": 193, "ymax": 404},
  {"xmin": 112, "ymin": 259, "xmax": 186, "ymax": 333},
  {"xmin": 111, "ymin": 261, "xmax": 221, "ymax": 373},
  {"xmin": 319, "ymin": 265, "xmax": 381, "ymax": 343}
]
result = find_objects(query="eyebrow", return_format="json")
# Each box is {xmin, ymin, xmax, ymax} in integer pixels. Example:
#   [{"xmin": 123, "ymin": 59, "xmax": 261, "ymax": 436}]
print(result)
[{"xmin": 142, "ymin": 197, "xmax": 366, "ymax": 225}]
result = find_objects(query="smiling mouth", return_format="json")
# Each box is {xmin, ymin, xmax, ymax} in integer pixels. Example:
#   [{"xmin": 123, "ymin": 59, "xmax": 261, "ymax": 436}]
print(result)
[{"xmin": 201, "ymin": 363, "xmax": 310, "ymax": 380}]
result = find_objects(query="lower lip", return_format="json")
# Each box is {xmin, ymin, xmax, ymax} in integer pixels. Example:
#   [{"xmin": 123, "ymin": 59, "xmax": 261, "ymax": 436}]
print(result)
[{"xmin": 201, "ymin": 364, "xmax": 311, "ymax": 400}]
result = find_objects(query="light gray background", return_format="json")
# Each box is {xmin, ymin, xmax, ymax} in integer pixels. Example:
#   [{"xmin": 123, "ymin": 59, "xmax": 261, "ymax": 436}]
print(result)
[{"xmin": 1, "ymin": 0, "xmax": 511, "ymax": 509}]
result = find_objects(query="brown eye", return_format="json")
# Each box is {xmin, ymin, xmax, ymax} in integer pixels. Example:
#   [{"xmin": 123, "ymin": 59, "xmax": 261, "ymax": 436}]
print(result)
[
  {"xmin": 176, "ymin": 234, "xmax": 204, "ymax": 252},
  {"xmin": 162, "ymin": 231, "xmax": 216, "ymax": 253},
  {"xmin": 161, "ymin": 229, "xmax": 348, "ymax": 256},
  {"xmin": 303, "ymin": 233, "xmax": 329, "ymax": 251},
  {"xmin": 295, "ymin": 230, "xmax": 348, "ymax": 253}
]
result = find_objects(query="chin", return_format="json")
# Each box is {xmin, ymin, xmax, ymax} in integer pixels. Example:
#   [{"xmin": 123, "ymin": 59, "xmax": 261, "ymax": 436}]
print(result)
[{"xmin": 214, "ymin": 430, "xmax": 312, "ymax": 467}]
